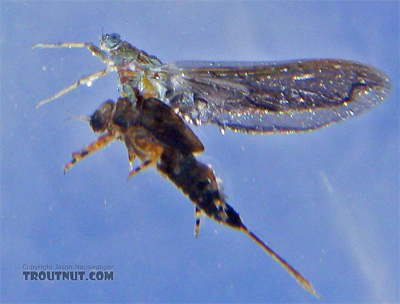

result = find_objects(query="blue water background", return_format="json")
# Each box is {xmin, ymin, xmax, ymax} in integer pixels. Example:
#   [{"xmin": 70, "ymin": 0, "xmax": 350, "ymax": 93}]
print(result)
[{"xmin": 1, "ymin": 1, "xmax": 399, "ymax": 303}]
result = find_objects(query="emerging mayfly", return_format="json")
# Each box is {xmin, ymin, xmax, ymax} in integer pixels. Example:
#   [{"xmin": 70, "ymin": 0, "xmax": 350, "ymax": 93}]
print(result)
[{"xmin": 33, "ymin": 33, "xmax": 391, "ymax": 298}]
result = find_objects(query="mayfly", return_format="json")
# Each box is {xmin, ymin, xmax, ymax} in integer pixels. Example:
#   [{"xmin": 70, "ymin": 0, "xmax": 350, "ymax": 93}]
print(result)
[{"xmin": 33, "ymin": 33, "xmax": 391, "ymax": 298}]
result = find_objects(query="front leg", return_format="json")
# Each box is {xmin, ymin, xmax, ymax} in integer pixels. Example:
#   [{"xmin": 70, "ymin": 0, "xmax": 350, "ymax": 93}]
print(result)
[
  {"xmin": 32, "ymin": 42, "xmax": 109, "ymax": 63},
  {"xmin": 35, "ymin": 69, "xmax": 112, "ymax": 107},
  {"xmin": 32, "ymin": 42, "xmax": 115, "ymax": 107},
  {"xmin": 64, "ymin": 133, "xmax": 115, "ymax": 173}
]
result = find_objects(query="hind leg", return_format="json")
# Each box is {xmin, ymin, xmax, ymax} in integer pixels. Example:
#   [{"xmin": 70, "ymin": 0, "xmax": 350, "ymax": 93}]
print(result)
[{"xmin": 194, "ymin": 207, "xmax": 202, "ymax": 238}]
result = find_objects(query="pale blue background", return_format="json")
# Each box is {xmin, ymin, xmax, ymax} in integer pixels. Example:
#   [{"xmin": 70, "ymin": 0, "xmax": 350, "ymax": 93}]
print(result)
[{"xmin": 1, "ymin": 1, "xmax": 399, "ymax": 303}]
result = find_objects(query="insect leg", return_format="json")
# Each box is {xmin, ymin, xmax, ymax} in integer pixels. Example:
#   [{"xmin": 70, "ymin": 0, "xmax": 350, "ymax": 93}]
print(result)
[
  {"xmin": 35, "ymin": 68, "xmax": 112, "ymax": 107},
  {"xmin": 126, "ymin": 132, "xmax": 164, "ymax": 179},
  {"xmin": 32, "ymin": 42, "xmax": 109, "ymax": 63},
  {"xmin": 64, "ymin": 133, "xmax": 115, "ymax": 173},
  {"xmin": 194, "ymin": 207, "xmax": 202, "ymax": 238},
  {"xmin": 240, "ymin": 225, "xmax": 320, "ymax": 299},
  {"xmin": 126, "ymin": 159, "xmax": 154, "ymax": 180},
  {"xmin": 127, "ymin": 149, "xmax": 136, "ymax": 171}
]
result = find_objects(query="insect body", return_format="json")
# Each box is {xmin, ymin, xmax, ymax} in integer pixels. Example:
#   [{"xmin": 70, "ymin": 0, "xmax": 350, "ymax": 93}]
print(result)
[
  {"xmin": 33, "ymin": 33, "xmax": 391, "ymax": 298},
  {"xmin": 63, "ymin": 95, "xmax": 319, "ymax": 297}
]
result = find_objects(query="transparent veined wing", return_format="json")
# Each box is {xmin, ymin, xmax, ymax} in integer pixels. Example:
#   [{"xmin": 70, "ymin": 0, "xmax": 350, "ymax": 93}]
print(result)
[{"xmin": 159, "ymin": 59, "xmax": 391, "ymax": 133}]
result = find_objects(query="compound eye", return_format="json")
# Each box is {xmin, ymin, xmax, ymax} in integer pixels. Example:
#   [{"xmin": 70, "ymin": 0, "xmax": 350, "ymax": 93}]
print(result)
[
  {"xmin": 108, "ymin": 33, "xmax": 121, "ymax": 45},
  {"xmin": 101, "ymin": 33, "xmax": 121, "ymax": 50}
]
